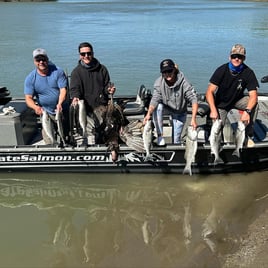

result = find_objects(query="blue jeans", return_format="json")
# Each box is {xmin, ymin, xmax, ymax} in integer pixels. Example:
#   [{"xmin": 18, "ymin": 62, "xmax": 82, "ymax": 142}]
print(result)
[{"xmin": 153, "ymin": 103, "xmax": 187, "ymax": 144}]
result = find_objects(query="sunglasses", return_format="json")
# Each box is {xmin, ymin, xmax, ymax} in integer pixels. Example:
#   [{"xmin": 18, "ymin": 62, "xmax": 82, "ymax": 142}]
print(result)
[
  {"xmin": 35, "ymin": 56, "xmax": 48, "ymax": 62},
  {"xmin": 80, "ymin": 51, "xmax": 93, "ymax": 57},
  {"xmin": 231, "ymin": 54, "xmax": 244, "ymax": 60},
  {"xmin": 163, "ymin": 69, "xmax": 174, "ymax": 74}
]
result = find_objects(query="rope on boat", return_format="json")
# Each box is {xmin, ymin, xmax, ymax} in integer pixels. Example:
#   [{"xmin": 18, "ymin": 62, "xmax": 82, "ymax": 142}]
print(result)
[{"xmin": 0, "ymin": 106, "xmax": 16, "ymax": 115}]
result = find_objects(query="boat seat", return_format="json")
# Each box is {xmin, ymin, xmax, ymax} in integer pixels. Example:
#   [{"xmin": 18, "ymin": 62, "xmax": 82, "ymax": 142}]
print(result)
[
  {"xmin": 0, "ymin": 100, "xmax": 38, "ymax": 145},
  {"xmin": 261, "ymin": 75, "xmax": 268, "ymax": 83},
  {"xmin": 123, "ymin": 85, "xmax": 151, "ymax": 116},
  {"xmin": 186, "ymin": 101, "xmax": 210, "ymax": 117},
  {"xmin": 197, "ymin": 101, "xmax": 210, "ymax": 117},
  {"xmin": 0, "ymin": 86, "xmax": 12, "ymax": 105}
]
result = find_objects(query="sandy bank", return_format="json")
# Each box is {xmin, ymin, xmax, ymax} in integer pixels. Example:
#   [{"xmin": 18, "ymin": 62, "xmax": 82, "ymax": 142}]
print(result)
[{"xmin": 223, "ymin": 197, "xmax": 268, "ymax": 267}]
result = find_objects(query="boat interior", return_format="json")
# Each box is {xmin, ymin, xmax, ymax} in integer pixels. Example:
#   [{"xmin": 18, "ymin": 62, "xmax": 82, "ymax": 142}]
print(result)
[{"xmin": 0, "ymin": 84, "xmax": 268, "ymax": 149}]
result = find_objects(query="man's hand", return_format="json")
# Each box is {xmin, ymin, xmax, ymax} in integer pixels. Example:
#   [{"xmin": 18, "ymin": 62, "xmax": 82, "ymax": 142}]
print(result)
[
  {"xmin": 240, "ymin": 110, "xmax": 250, "ymax": 125},
  {"xmin": 143, "ymin": 113, "xmax": 151, "ymax": 125},
  {"xmin": 56, "ymin": 103, "xmax": 63, "ymax": 113},
  {"xmin": 190, "ymin": 118, "xmax": 198, "ymax": 130},
  {"xmin": 108, "ymin": 82, "xmax": 116, "ymax": 95},
  {"xmin": 34, "ymin": 105, "xmax": 43, "ymax": 115},
  {"xmin": 209, "ymin": 109, "xmax": 219, "ymax": 120},
  {"xmin": 72, "ymin": 97, "xmax": 80, "ymax": 106}
]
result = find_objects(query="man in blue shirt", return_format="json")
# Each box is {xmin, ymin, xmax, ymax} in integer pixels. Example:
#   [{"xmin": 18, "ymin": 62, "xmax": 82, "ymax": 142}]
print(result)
[{"xmin": 24, "ymin": 48, "xmax": 69, "ymax": 145}]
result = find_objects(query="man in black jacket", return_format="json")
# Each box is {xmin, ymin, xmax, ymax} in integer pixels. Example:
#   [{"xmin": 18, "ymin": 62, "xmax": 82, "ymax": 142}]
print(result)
[{"xmin": 70, "ymin": 42, "xmax": 116, "ymax": 142}]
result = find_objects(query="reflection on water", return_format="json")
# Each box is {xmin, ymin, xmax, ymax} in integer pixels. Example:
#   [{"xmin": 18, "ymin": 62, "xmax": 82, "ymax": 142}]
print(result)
[{"xmin": 0, "ymin": 172, "xmax": 267, "ymax": 268}]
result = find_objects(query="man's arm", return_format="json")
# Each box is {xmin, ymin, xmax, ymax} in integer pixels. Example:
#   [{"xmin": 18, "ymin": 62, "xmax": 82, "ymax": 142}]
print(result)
[
  {"xmin": 246, "ymin": 89, "xmax": 258, "ymax": 110},
  {"xmin": 25, "ymin": 94, "xmax": 43, "ymax": 115},
  {"xmin": 56, "ymin": 87, "xmax": 67, "ymax": 112},
  {"xmin": 190, "ymin": 102, "xmax": 198, "ymax": 129},
  {"xmin": 143, "ymin": 104, "xmax": 155, "ymax": 125},
  {"xmin": 240, "ymin": 89, "xmax": 258, "ymax": 124},
  {"xmin": 205, "ymin": 83, "xmax": 218, "ymax": 120}
]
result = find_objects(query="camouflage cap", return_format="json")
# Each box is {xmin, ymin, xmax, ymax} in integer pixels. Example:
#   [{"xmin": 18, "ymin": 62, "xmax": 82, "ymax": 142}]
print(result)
[{"xmin": 230, "ymin": 44, "xmax": 246, "ymax": 56}]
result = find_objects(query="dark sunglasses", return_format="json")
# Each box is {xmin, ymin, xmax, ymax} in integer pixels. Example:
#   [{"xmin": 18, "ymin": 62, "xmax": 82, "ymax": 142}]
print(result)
[
  {"xmin": 80, "ymin": 51, "xmax": 93, "ymax": 57},
  {"xmin": 35, "ymin": 56, "xmax": 48, "ymax": 62},
  {"xmin": 163, "ymin": 69, "xmax": 174, "ymax": 74},
  {"xmin": 231, "ymin": 54, "xmax": 244, "ymax": 60}
]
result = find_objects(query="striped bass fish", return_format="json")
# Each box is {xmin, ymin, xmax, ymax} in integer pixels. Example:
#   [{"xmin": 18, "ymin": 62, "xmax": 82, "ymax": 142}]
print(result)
[
  {"xmin": 78, "ymin": 100, "xmax": 87, "ymax": 138},
  {"xmin": 183, "ymin": 126, "xmax": 198, "ymax": 176},
  {"xmin": 55, "ymin": 110, "xmax": 66, "ymax": 146},
  {"xmin": 41, "ymin": 110, "xmax": 55, "ymax": 145},
  {"xmin": 142, "ymin": 119, "xmax": 153, "ymax": 161},
  {"xmin": 69, "ymin": 100, "xmax": 88, "ymax": 146},
  {"xmin": 232, "ymin": 120, "xmax": 245, "ymax": 158},
  {"xmin": 209, "ymin": 119, "xmax": 223, "ymax": 164},
  {"xmin": 69, "ymin": 104, "xmax": 78, "ymax": 146},
  {"xmin": 70, "ymin": 100, "xmax": 87, "ymax": 138}
]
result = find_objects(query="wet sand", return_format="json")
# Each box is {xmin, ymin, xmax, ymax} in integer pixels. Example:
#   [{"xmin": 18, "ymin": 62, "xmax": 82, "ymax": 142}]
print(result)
[{"xmin": 223, "ymin": 197, "xmax": 268, "ymax": 267}]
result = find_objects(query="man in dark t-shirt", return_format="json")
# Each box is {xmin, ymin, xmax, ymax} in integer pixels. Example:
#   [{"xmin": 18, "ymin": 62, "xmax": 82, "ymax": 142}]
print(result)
[{"xmin": 206, "ymin": 44, "xmax": 259, "ymax": 146}]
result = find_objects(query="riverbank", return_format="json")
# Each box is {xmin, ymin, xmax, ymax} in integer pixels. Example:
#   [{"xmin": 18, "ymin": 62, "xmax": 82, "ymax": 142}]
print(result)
[{"xmin": 223, "ymin": 196, "xmax": 268, "ymax": 267}]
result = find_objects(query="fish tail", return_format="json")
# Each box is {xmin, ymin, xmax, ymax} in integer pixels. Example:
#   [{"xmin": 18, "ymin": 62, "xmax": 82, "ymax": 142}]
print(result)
[
  {"xmin": 232, "ymin": 149, "xmax": 240, "ymax": 158},
  {"xmin": 213, "ymin": 155, "xmax": 223, "ymax": 165},
  {"xmin": 183, "ymin": 165, "xmax": 192, "ymax": 176}
]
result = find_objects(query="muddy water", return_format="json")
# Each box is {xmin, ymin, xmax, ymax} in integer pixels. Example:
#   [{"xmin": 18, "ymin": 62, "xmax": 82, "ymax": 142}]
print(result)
[{"xmin": 0, "ymin": 171, "xmax": 267, "ymax": 268}]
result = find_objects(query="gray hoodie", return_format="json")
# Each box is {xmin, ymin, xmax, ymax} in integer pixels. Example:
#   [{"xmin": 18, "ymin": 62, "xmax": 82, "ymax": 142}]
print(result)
[{"xmin": 150, "ymin": 71, "xmax": 197, "ymax": 113}]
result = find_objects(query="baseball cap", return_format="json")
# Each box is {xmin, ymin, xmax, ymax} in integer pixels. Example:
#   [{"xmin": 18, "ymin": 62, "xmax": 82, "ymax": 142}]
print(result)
[
  {"xmin": 33, "ymin": 48, "xmax": 48, "ymax": 58},
  {"xmin": 230, "ymin": 44, "xmax": 246, "ymax": 56},
  {"xmin": 160, "ymin": 59, "xmax": 175, "ymax": 73}
]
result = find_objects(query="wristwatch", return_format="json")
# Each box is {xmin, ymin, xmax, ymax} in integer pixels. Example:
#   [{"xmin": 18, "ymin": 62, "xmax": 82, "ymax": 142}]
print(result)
[{"xmin": 245, "ymin": 109, "xmax": 252, "ymax": 114}]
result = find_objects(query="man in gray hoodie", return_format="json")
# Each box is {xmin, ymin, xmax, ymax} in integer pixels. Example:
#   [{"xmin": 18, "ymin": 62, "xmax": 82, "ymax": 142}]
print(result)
[{"xmin": 143, "ymin": 59, "xmax": 198, "ymax": 145}]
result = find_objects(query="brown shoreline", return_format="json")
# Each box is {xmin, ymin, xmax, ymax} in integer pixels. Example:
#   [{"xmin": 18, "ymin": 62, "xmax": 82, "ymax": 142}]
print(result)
[{"xmin": 223, "ymin": 198, "xmax": 268, "ymax": 268}]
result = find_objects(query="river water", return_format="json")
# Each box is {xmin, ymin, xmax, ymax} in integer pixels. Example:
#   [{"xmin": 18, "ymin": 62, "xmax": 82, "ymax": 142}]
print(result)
[
  {"xmin": 0, "ymin": 0, "xmax": 268, "ymax": 267},
  {"xmin": 1, "ymin": 0, "xmax": 268, "ymax": 96},
  {"xmin": 0, "ymin": 172, "xmax": 267, "ymax": 268}
]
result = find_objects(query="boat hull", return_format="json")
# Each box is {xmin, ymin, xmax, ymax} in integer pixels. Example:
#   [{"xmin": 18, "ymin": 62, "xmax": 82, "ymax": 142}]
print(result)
[{"xmin": 0, "ymin": 143, "xmax": 268, "ymax": 174}]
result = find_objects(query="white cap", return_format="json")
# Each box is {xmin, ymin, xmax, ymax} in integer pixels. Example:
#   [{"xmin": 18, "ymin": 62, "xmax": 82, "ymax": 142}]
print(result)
[{"xmin": 33, "ymin": 48, "xmax": 47, "ymax": 58}]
